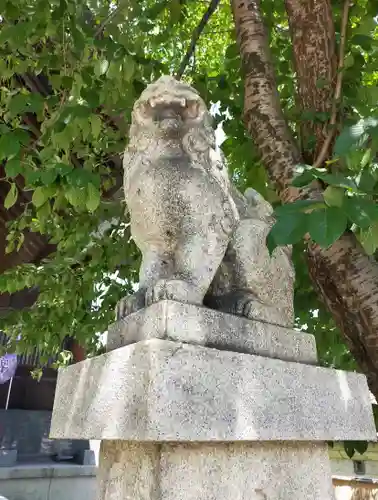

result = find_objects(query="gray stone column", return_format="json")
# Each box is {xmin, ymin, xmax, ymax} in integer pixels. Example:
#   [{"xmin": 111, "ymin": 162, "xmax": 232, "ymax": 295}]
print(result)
[{"xmin": 50, "ymin": 301, "xmax": 376, "ymax": 499}]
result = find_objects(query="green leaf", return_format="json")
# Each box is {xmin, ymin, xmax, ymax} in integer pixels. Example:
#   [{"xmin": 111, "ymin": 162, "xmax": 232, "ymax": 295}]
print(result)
[
  {"xmin": 65, "ymin": 186, "xmax": 84, "ymax": 208},
  {"xmin": 360, "ymin": 148, "xmax": 372, "ymax": 168},
  {"xmin": 76, "ymin": 117, "xmax": 91, "ymax": 140},
  {"xmin": 94, "ymin": 59, "xmax": 109, "ymax": 77},
  {"xmin": 344, "ymin": 442, "xmax": 355, "ymax": 459},
  {"xmin": 358, "ymin": 222, "xmax": 378, "ymax": 255},
  {"xmin": 52, "ymin": 129, "xmax": 72, "ymax": 151},
  {"xmin": 307, "ymin": 207, "xmax": 348, "ymax": 247},
  {"xmin": 274, "ymin": 199, "xmax": 324, "ymax": 216},
  {"xmin": 292, "ymin": 170, "xmax": 315, "ymax": 187},
  {"xmin": 354, "ymin": 18, "xmax": 376, "ymax": 35},
  {"xmin": 343, "ymin": 53, "xmax": 354, "ymax": 69},
  {"xmin": 49, "ymin": 74, "xmax": 62, "ymax": 89},
  {"xmin": 13, "ymin": 129, "xmax": 30, "ymax": 145},
  {"xmin": 267, "ymin": 212, "xmax": 308, "ymax": 254},
  {"xmin": 81, "ymin": 88, "xmax": 100, "ymax": 108},
  {"xmin": 8, "ymin": 93, "xmax": 30, "ymax": 116},
  {"xmin": 32, "ymin": 186, "xmax": 50, "ymax": 208},
  {"xmin": 5, "ymin": 158, "xmax": 22, "ymax": 178},
  {"xmin": 66, "ymin": 169, "xmax": 99, "ymax": 187},
  {"xmin": 169, "ymin": 0, "xmax": 181, "ymax": 24},
  {"xmin": 71, "ymin": 105, "xmax": 91, "ymax": 119},
  {"xmin": 86, "ymin": 183, "xmax": 100, "ymax": 212},
  {"xmin": 352, "ymin": 34, "xmax": 373, "ymax": 51},
  {"xmin": 24, "ymin": 170, "xmax": 41, "ymax": 185},
  {"xmin": 40, "ymin": 169, "xmax": 58, "ymax": 185},
  {"xmin": 291, "ymin": 165, "xmax": 341, "ymax": 189},
  {"xmin": 90, "ymin": 115, "xmax": 102, "ymax": 138},
  {"xmin": 4, "ymin": 182, "xmax": 18, "ymax": 209},
  {"xmin": 316, "ymin": 172, "xmax": 356, "ymax": 189},
  {"xmin": 323, "ymin": 186, "xmax": 345, "ymax": 207},
  {"xmin": 55, "ymin": 163, "xmax": 74, "ymax": 177},
  {"xmin": 0, "ymin": 134, "xmax": 21, "ymax": 161},
  {"xmin": 343, "ymin": 198, "xmax": 378, "ymax": 229},
  {"xmin": 358, "ymin": 168, "xmax": 377, "ymax": 193},
  {"xmin": 353, "ymin": 441, "xmax": 368, "ymax": 456},
  {"xmin": 334, "ymin": 118, "xmax": 378, "ymax": 157},
  {"xmin": 225, "ymin": 43, "xmax": 239, "ymax": 60},
  {"xmin": 146, "ymin": 1, "xmax": 169, "ymax": 20},
  {"xmin": 123, "ymin": 57, "xmax": 136, "ymax": 82},
  {"xmin": 334, "ymin": 122, "xmax": 366, "ymax": 157}
]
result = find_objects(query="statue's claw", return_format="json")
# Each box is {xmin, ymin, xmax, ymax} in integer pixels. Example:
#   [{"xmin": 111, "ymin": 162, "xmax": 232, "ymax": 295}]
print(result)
[
  {"xmin": 145, "ymin": 279, "xmax": 202, "ymax": 306},
  {"xmin": 115, "ymin": 289, "xmax": 146, "ymax": 320}
]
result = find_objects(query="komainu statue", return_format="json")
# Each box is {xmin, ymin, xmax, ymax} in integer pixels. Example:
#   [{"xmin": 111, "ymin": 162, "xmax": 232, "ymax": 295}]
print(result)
[{"xmin": 116, "ymin": 76, "xmax": 294, "ymax": 328}]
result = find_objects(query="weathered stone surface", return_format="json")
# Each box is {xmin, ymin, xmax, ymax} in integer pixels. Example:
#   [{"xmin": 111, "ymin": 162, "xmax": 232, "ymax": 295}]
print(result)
[
  {"xmin": 116, "ymin": 76, "xmax": 294, "ymax": 328},
  {"xmin": 50, "ymin": 340, "xmax": 375, "ymax": 442},
  {"xmin": 204, "ymin": 187, "xmax": 295, "ymax": 328},
  {"xmin": 97, "ymin": 441, "xmax": 335, "ymax": 500},
  {"xmin": 107, "ymin": 300, "xmax": 317, "ymax": 364}
]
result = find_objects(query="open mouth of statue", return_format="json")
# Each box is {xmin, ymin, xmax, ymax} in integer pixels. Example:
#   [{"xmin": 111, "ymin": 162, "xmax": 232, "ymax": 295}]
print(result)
[
  {"xmin": 154, "ymin": 106, "xmax": 183, "ymax": 123},
  {"xmin": 147, "ymin": 96, "xmax": 200, "ymax": 125}
]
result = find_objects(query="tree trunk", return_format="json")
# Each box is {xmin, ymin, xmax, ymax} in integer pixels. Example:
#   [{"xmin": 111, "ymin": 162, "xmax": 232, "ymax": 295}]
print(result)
[
  {"xmin": 231, "ymin": 0, "xmax": 378, "ymax": 400},
  {"xmin": 307, "ymin": 235, "xmax": 378, "ymax": 397},
  {"xmin": 284, "ymin": 0, "xmax": 337, "ymax": 163}
]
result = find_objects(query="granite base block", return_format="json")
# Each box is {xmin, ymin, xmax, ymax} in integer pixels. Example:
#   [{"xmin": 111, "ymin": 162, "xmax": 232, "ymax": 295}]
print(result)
[
  {"xmin": 97, "ymin": 440, "xmax": 335, "ymax": 500},
  {"xmin": 107, "ymin": 300, "xmax": 317, "ymax": 364},
  {"xmin": 50, "ymin": 339, "xmax": 376, "ymax": 442}
]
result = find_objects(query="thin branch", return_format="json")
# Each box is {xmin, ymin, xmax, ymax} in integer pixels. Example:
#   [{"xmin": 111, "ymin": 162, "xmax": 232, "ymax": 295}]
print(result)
[
  {"xmin": 175, "ymin": 0, "xmax": 221, "ymax": 80},
  {"xmin": 313, "ymin": 0, "xmax": 352, "ymax": 168},
  {"xmin": 94, "ymin": 5, "xmax": 120, "ymax": 38}
]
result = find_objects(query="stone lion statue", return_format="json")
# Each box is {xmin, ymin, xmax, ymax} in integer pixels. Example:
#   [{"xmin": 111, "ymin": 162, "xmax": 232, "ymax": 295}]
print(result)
[{"xmin": 116, "ymin": 76, "xmax": 294, "ymax": 328}]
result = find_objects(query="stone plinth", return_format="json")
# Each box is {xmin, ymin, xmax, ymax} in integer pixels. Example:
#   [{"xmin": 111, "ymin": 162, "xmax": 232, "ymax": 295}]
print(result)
[
  {"xmin": 97, "ymin": 441, "xmax": 334, "ymax": 500},
  {"xmin": 50, "ymin": 339, "xmax": 375, "ymax": 442},
  {"xmin": 50, "ymin": 302, "xmax": 376, "ymax": 500},
  {"xmin": 107, "ymin": 300, "xmax": 317, "ymax": 364}
]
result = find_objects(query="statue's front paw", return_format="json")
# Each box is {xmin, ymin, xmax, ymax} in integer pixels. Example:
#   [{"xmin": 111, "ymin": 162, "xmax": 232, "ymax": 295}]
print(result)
[
  {"xmin": 145, "ymin": 279, "xmax": 202, "ymax": 306},
  {"xmin": 116, "ymin": 289, "xmax": 146, "ymax": 320},
  {"xmin": 238, "ymin": 298, "xmax": 286, "ymax": 326}
]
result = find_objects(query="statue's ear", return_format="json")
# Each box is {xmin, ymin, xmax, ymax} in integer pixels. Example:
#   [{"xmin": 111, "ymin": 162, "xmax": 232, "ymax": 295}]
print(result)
[
  {"xmin": 244, "ymin": 188, "xmax": 274, "ymax": 218},
  {"xmin": 244, "ymin": 187, "xmax": 262, "ymax": 205}
]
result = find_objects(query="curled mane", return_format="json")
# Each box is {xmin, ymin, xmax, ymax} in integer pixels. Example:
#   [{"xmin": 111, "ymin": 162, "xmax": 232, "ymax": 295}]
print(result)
[{"xmin": 125, "ymin": 76, "xmax": 225, "ymax": 187}]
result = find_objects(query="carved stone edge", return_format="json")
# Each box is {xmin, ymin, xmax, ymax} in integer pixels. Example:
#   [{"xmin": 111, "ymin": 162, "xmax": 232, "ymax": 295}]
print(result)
[
  {"xmin": 50, "ymin": 339, "xmax": 376, "ymax": 443},
  {"xmin": 107, "ymin": 300, "xmax": 318, "ymax": 365}
]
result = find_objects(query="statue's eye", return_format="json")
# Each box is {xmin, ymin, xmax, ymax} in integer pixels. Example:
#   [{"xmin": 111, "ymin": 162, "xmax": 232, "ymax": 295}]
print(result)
[
  {"xmin": 184, "ymin": 100, "xmax": 200, "ymax": 119},
  {"xmin": 141, "ymin": 102, "xmax": 153, "ymax": 116}
]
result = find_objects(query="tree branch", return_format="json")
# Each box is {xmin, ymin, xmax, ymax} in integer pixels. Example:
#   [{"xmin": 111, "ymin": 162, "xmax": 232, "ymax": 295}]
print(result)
[
  {"xmin": 313, "ymin": 0, "xmax": 351, "ymax": 168},
  {"xmin": 94, "ymin": 5, "xmax": 120, "ymax": 39},
  {"xmin": 231, "ymin": 0, "xmax": 303, "ymax": 202},
  {"xmin": 284, "ymin": 0, "xmax": 337, "ymax": 164},
  {"xmin": 175, "ymin": 0, "xmax": 221, "ymax": 80}
]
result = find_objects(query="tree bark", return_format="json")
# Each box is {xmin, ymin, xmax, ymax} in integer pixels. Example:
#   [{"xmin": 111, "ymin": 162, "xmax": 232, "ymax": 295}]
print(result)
[
  {"xmin": 284, "ymin": 0, "xmax": 337, "ymax": 163},
  {"xmin": 231, "ymin": 0, "xmax": 378, "ymax": 399},
  {"xmin": 307, "ymin": 235, "xmax": 378, "ymax": 397}
]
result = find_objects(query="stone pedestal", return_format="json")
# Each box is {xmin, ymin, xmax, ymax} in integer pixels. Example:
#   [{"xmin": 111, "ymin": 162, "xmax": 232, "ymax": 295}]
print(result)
[
  {"xmin": 97, "ymin": 441, "xmax": 334, "ymax": 500},
  {"xmin": 50, "ymin": 301, "xmax": 376, "ymax": 499}
]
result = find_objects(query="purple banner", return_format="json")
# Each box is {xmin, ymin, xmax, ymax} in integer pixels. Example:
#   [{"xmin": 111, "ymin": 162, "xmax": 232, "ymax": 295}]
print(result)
[{"xmin": 0, "ymin": 354, "xmax": 17, "ymax": 385}]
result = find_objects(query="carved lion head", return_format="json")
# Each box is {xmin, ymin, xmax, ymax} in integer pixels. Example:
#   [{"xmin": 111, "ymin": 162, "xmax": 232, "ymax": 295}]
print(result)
[{"xmin": 128, "ymin": 76, "xmax": 215, "ymax": 146}]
